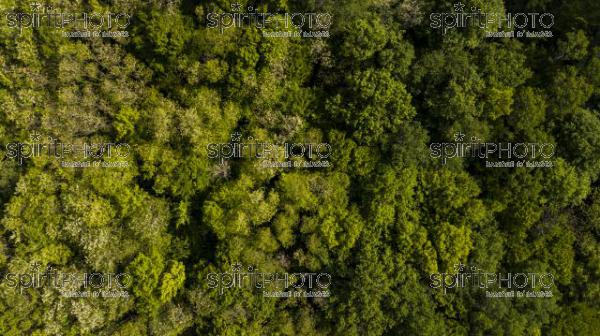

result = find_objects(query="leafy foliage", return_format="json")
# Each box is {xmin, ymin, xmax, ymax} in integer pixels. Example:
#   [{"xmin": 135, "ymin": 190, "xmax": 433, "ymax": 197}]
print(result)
[{"xmin": 0, "ymin": 0, "xmax": 598, "ymax": 335}]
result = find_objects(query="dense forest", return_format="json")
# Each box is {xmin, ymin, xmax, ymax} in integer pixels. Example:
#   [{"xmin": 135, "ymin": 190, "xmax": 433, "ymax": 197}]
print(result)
[{"xmin": 0, "ymin": 0, "xmax": 599, "ymax": 335}]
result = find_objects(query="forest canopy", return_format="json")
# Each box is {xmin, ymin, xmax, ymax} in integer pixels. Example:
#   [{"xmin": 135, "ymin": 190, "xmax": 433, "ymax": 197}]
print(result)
[{"xmin": 0, "ymin": 0, "xmax": 599, "ymax": 335}]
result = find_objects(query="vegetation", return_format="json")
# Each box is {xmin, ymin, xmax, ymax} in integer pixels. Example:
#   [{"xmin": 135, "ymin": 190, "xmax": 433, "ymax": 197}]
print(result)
[{"xmin": 0, "ymin": 0, "xmax": 598, "ymax": 334}]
